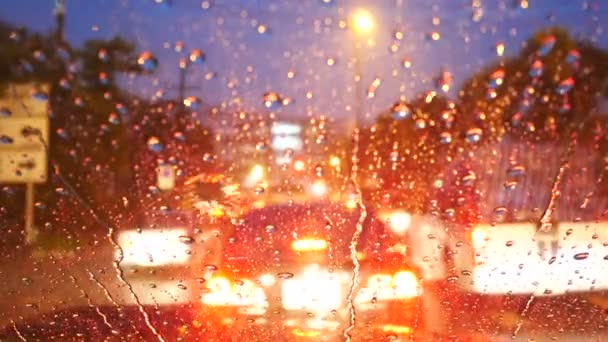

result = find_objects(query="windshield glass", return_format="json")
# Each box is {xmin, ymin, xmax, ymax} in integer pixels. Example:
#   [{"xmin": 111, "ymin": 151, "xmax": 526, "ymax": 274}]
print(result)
[{"xmin": 1, "ymin": 1, "xmax": 608, "ymax": 341}]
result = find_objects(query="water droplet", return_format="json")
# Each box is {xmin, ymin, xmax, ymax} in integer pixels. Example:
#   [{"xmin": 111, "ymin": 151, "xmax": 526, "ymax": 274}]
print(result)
[
  {"xmin": 402, "ymin": 58, "xmax": 412, "ymax": 69},
  {"xmin": 147, "ymin": 136, "xmax": 163, "ymax": 152},
  {"xmin": 315, "ymin": 165, "xmax": 324, "ymax": 177},
  {"xmin": 440, "ymin": 132, "xmax": 452, "ymax": 144},
  {"xmin": 55, "ymin": 187, "xmax": 69, "ymax": 196},
  {"xmin": 114, "ymin": 104, "xmax": 127, "ymax": 116},
  {"xmin": 32, "ymin": 50, "xmax": 46, "ymax": 62},
  {"xmin": 556, "ymin": 77, "xmax": 575, "ymax": 95},
  {"xmin": 31, "ymin": 88, "xmax": 48, "ymax": 101},
  {"xmin": 277, "ymin": 272, "xmax": 294, "ymax": 279},
  {"xmin": 257, "ymin": 24, "xmax": 268, "ymax": 35},
  {"xmin": 108, "ymin": 113, "xmax": 120, "ymax": 125},
  {"xmin": 428, "ymin": 31, "xmax": 441, "ymax": 41},
  {"xmin": 574, "ymin": 252, "xmax": 589, "ymax": 260},
  {"xmin": 465, "ymin": 128, "xmax": 482, "ymax": 143},
  {"xmin": 189, "ymin": 49, "xmax": 205, "ymax": 64},
  {"xmin": 506, "ymin": 241, "xmax": 514, "ymax": 247},
  {"xmin": 391, "ymin": 102, "xmax": 411, "ymax": 120},
  {"xmin": 98, "ymin": 72, "xmax": 109, "ymax": 85},
  {"xmin": 179, "ymin": 235, "xmax": 194, "ymax": 244},
  {"xmin": 415, "ymin": 118, "xmax": 426, "ymax": 129},
  {"xmin": 0, "ymin": 107, "xmax": 11, "ymax": 117},
  {"xmin": 461, "ymin": 270, "xmax": 472, "ymax": 276},
  {"xmin": 462, "ymin": 172, "xmax": 477, "ymax": 186},
  {"xmin": 255, "ymin": 141, "xmax": 267, "ymax": 151},
  {"xmin": 56, "ymin": 128, "xmax": 69, "ymax": 140},
  {"xmin": 137, "ymin": 51, "xmax": 158, "ymax": 72},
  {"xmin": 566, "ymin": 49, "xmax": 580, "ymax": 67},
  {"xmin": 56, "ymin": 78, "xmax": 70, "ymax": 90},
  {"xmin": 0, "ymin": 135, "xmax": 13, "ymax": 144},
  {"xmin": 263, "ymin": 92, "xmax": 281, "ymax": 109},
  {"xmin": 529, "ymin": 59, "xmax": 543, "ymax": 78},
  {"xmin": 265, "ymin": 225, "xmax": 276, "ymax": 233},
  {"xmin": 389, "ymin": 151, "xmax": 399, "ymax": 162},
  {"xmin": 503, "ymin": 181, "xmax": 518, "ymax": 190},
  {"xmin": 97, "ymin": 48, "xmax": 109, "ymax": 62},
  {"xmin": 537, "ymin": 35, "xmax": 556, "ymax": 56},
  {"xmin": 255, "ymin": 185, "xmax": 265, "ymax": 195},
  {"xmin": 507, "ymin": 165, "xmax": 526, "ymax": 177},
  {"xmin": 495, "ymin": 42, "xmax": 505, "ymax": 57},
  {"xmin": 183, "ymin": 96, "xmax": 201, "ymax": 109},
  {"xmin": 488, "ymin": 69, "xmax": 505, "ymax": 89},
  {"xmin": 204, "ymin": 264, "xmax": 218, "ymax": 271}
]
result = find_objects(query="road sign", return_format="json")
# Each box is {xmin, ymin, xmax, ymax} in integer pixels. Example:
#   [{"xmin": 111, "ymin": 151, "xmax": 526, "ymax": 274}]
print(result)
[
  {"xmin": 0, "ymin": 84, "xmax": 50, "ymax": 184},
  {"xmin": 0, "ymin": 83, "xmax": 50, "ymax": 245},
  {"xmin": 156, "ymin": 164, "xmax": 175, "ymax": 191}
]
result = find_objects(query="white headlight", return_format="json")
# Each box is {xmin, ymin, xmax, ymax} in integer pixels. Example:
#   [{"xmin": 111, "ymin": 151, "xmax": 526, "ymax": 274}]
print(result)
[
  {"xmin": 388, "ymin": 211, "xmax": 412, "ymax": 235},
  {"xmin": 259, "ymin": 273, "xmax": 276, "ymax": 287}
]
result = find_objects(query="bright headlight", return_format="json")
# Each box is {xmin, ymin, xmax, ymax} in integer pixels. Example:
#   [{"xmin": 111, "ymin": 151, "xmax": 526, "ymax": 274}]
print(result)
[{"xmin": 387, "ymin": 210, "xmax": 412, "ymax": 235}]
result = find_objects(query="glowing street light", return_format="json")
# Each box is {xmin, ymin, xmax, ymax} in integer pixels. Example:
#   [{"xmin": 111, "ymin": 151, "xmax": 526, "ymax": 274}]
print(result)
[{"xmin": 352, "ymin": 8, "xmax": 375, "ymax": 35}]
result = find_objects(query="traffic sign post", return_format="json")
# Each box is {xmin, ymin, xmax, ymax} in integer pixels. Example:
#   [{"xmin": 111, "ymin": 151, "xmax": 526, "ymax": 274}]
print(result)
[{"xmin": 0, "ymin": 83, "xmax": 50, "ymax": 244}]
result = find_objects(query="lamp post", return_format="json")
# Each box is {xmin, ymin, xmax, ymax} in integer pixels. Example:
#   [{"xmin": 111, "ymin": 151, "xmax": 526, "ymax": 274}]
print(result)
[{"xmin": 350, "ymin": 8, "xmax": 375, "ymax": 131}]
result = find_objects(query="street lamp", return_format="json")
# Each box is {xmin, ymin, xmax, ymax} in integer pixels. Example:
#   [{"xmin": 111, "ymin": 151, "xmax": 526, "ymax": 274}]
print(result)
[{"xmin": 352, "ymin": 8, "xmax": 375, "ymax": 35}]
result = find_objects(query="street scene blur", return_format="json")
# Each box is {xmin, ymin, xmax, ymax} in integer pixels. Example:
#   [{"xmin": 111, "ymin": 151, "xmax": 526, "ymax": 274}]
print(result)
[{"xmin": 2, "ymin": 0, "xmax": 608, "ymax": 341}]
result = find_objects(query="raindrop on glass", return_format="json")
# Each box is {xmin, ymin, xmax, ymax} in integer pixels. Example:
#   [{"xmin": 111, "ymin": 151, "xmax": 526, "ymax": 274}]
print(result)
[
  {"xmin": 537, "ymin": 35, "xmax": 556, "ymax": 56},
  {"xmin": 392, "ymin": 102, "xmax": 411, "ymax": 120},
  {"xmin": 137, "ymin": 51, "xmax": 158, "ymax": 72},
  {"xmin": 147, "ymin": 136, "xmax": 163, "ymax": 152}
]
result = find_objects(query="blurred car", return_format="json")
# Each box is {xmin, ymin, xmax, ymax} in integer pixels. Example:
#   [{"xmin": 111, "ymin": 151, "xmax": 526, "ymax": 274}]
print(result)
[
  {"xmin": 115, "ymin": 208, "xmax": 227, "ymax": 307},
  {"xmin": 199, "ymin": 202, "xmax": 423, "ymax": 340},
  {"xmin": 426, "ymin": 137, "xmax": 608, "ymax": 340}
]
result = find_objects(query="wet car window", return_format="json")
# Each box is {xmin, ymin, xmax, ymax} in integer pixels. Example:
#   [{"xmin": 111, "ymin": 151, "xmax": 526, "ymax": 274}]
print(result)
[{"xmin": 1, "ymin": 0, "xmax": 608, "ymax": 341}]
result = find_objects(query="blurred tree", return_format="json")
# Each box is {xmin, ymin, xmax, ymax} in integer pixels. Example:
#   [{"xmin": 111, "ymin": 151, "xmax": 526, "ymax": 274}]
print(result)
[
  {"xmin": 457, "ymin": 26, "xmax": 608, "ymax": 199},
  {"xmin": 0, "ymin": 20, "xmax": 144, "ymax": 235},
  {"xmin": 458, "ymin": 27, "xmax": 608, "ymax": 144},
  {"xmin": 360, "ymin": 92, "xmax": 462, "ymax": 213}
]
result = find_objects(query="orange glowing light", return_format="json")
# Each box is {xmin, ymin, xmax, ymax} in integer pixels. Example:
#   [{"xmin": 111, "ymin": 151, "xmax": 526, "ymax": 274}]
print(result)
[{"xmin": 291, "ymin": 239, "xmax": 328, "ymax": 252}]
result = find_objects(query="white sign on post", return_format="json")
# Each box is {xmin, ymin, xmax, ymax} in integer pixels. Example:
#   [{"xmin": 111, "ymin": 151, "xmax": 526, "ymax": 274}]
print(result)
[
  {"xmin": 156, "ymin": 164, "xmax": 175, "ymax": 191},
  {"xmin": 0, "ymin": 84, "xmax": 50, "ymax": 184},
  {"xmin": 0, "ymin": 83, "xmax": 50, "ymax": 245}
]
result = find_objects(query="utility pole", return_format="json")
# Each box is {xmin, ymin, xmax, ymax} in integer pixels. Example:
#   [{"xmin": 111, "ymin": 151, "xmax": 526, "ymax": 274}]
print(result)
[{"xmin": 54, "ymin": 0, "xmax": 66, "ymax": 42}]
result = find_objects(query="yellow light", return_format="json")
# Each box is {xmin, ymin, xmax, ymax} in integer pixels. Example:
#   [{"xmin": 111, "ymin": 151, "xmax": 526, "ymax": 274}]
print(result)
[
  {"xmin": 249, "ymin": 164, "xmax": 265, "ymax": 182},
  {"xmin": 311, "ymin": 180, "xmax": 327, "ymax": 197},
  {"xmin": 472, "ymin": 227, "xmax": 488, "ymax": 246},
  {"xmin": 496, "ymin": 42, "xmax": 505, "ymax": 57},
  {"xmin": 209, "ymin": 206, "xmax": 225, "ymax": 218},
  {"xmin": 386, "ymin": 211, "xmax": 412, "ymax": 235},
  {"xmin": 202, "ymin": 277, "xmax": 268, "ymax": 309},
  {"xmin": 291, "ymin": 239, "xmax": 328, "ymax": 252},
  {"xmin": 345, "ymin": 198, "xmax": 358, "ymax": 209},
  {"xmin": 258, "ymin": 274, "xmax": 276, "ymax": 287},
  {"xmin": 292, "ymin": 329, "xmax": 321, "ymax": 338},
  {"xmin": 352, "ymin": 9, "xmax": 374, "ymax": 34},
  {"xmin": 329, "ymin": 156, "xmax": 340, "ymax": 167},
  {"xmin": 393, "ymin": 271, "xmax": 419, "ymax": 297},
  {"xmin": 380, "ymin": 324, "xmax": 412, "ymax": 334},
  {"xmin": 293, "ymin": 159, "xmax": 306, "ymax": 172}
]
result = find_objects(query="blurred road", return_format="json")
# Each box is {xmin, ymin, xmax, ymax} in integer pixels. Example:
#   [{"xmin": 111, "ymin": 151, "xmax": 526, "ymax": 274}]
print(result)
[{"xmin": 3, "ymin": 245, "xmax": 608, "ymax": 341}]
